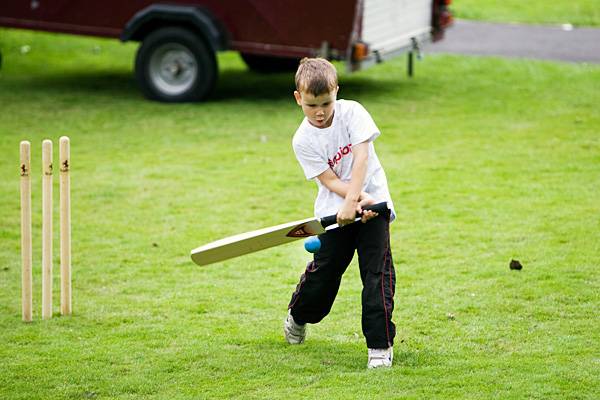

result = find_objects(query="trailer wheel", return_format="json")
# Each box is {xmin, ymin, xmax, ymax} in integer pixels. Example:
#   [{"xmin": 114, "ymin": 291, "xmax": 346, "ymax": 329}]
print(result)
[
  {"xmin": 135, "ymin": 27, "xmax": 217, "ymax": 102},
  {"xmin": 241, "ymin": 53, "xmax": 300, "ymax": 73}
]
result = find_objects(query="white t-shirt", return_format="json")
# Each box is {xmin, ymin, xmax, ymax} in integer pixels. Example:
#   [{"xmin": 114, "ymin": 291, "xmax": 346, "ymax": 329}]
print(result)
[{"xmin": 292, "ymin": 99, "xmax": 395, "ymax": 220}]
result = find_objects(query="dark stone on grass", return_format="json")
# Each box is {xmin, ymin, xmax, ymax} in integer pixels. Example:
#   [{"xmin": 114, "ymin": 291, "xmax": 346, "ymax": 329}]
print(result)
[{"xmin": 510, "ymin": 259, "xmax": 523, "ymax": 270}]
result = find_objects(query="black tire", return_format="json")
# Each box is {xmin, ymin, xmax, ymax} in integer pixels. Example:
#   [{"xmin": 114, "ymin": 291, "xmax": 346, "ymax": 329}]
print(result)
[
  {"xmin": 241, "ymin": 53, "xmax": 300, "ymax": 73},
  {"xmin": 135, "ymin": 27, "xmax": 217, "ymax": 102}
]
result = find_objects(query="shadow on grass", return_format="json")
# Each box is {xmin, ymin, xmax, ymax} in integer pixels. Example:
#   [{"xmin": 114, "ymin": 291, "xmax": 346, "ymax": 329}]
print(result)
[
  {"xmin": 239, "ymin": 337, "xmax": 438, "ymax": 372},
  {"xmin": 1, "ymin": 70, "xmax": 141, "ymax": 101},
  {"xmin": 1, "ymin": 67, "xmax": 406, "ymax": 104},
  {"xmin": 214, "ymin": 68, "xmax": 404, "ymax": 102}
]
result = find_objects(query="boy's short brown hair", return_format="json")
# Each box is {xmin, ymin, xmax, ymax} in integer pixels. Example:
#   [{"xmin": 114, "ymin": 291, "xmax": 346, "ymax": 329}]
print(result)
[{"xmin": 295, "ymin": 58, "xmax": 338, "ymax": 96}]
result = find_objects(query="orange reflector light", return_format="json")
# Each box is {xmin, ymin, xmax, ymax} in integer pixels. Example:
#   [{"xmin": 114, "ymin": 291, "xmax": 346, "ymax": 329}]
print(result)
[{"xmin": 352, "ymin": 42, "xmax": 369, "ymax": 61}]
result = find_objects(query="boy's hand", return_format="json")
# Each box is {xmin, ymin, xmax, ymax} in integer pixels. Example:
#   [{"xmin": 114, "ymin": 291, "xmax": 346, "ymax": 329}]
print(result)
[
  {"xmin": 337, "ymin": 199, "xmax": 358, "ymax": 227},
  {"xmin": 337, "ymin": 193, "xmax": 379, "ymax": 226},
  {"xmin": 358, "ymin": 193, "xmax": 378, "ymax": 223}
]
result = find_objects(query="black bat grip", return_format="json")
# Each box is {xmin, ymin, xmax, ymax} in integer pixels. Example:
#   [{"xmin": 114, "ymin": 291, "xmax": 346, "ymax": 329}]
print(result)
[{"xmin": 320, "ymin": 201, "xmax": 389, "ymax": 228}]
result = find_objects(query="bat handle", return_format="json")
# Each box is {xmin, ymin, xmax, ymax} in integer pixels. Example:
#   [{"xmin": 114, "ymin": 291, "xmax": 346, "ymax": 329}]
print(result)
[{"xmin": 320, "ymin": 201, "xmax": 389, "ymax": 228}]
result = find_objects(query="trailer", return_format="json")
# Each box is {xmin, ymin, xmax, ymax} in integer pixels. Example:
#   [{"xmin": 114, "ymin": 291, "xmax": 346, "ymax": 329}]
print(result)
[{"xmin": 0, "ymin": 0, "xmax": 452, "ymax": 102}]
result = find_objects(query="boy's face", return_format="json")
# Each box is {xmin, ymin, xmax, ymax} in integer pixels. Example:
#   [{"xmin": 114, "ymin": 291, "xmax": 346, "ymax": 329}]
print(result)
[{"xmin": 294, "ymin": 87, "xmax": 339, "ymax": 129}]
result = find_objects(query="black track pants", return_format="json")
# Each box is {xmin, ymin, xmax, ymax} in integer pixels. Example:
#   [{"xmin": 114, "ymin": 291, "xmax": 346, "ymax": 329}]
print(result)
[{"xmin": 288, "ymin": 212, "xmax": 396, "ymax": 349}]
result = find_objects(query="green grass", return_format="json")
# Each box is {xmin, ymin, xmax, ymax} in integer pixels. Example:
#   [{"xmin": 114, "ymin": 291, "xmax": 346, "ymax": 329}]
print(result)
[
  {"xmin": 453, "ymin": 0, "xmax": 600, "ymax": 27},
  {"xmin": 1, "ymin": 29, "xmax": 599, "ymax": 399}
]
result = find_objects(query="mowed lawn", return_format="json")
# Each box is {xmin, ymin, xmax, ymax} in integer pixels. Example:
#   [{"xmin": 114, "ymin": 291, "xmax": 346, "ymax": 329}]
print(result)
[
  {"xmin": 0, "ymin": 28, "xmax": 599, "ymax": 399},
  {"xmin": 453, "ymin": 0, "xmax": 600, "ymax": 27}
]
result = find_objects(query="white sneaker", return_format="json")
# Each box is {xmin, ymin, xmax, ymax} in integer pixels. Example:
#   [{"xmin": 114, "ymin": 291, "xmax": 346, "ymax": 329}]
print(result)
[
  {"xmin": 367, "ymin": 347, "xmax": 393, "ymax": 369},
  {"xmin": 283, "ymin": 310, "xmax": 306, "ymax": 344}
]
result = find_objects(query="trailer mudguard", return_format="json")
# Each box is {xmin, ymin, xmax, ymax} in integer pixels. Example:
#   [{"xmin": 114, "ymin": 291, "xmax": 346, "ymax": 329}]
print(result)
[{"xmin": 121, "ymin": 4, "xmax": 228, "ymax": 51}]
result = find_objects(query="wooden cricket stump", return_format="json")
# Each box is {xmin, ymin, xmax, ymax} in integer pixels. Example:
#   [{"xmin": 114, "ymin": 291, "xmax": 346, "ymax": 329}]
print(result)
[
  {"xmin": 20, "ymin": 141, "xmax": 32, "ymax": 322},
  {"xmin": 42, "ymin": 139, "xmax": 53, "ymax": 320},
  {"xmin": 59, "ymin": 136, "xmax": 71, "ymax": 316}
]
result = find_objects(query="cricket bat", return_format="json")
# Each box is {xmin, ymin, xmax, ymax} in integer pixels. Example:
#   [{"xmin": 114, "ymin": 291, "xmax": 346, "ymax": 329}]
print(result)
[{"xmin": 190, "ymin": 202, "xmax": 389, "ymax": 266}]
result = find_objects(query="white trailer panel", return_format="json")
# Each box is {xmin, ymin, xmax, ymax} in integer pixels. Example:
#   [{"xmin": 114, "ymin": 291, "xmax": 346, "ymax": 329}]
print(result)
[{"xmin": 358, "ymin": 0, "xmax": 433, "ymax": 67}]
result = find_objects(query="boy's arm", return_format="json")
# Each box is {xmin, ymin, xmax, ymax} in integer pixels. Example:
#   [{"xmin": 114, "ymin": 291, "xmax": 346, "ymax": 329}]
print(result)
[
  {"xmin": 338, "ymin": 142, "xmax": 368, "ymax": 224},
  {"xmin": 316, "ymin": 142, "xmax": 376, "ymax": 225}
]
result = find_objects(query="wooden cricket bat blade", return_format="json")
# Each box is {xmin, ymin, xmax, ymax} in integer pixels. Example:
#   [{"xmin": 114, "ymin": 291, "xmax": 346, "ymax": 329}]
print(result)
[{"xmin": 190, "ymin": 217, "xmax": 325, "ymax": 266}]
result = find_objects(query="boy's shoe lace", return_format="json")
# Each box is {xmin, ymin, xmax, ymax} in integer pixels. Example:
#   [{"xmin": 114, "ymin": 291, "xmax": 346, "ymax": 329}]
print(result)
[
  {"xmin": 283, "ymin": 310, "xmax": 306, "ymax": 344},
  {"xmin": 367, "ymin": 346, "xmax": 393, "ymax": 369}
]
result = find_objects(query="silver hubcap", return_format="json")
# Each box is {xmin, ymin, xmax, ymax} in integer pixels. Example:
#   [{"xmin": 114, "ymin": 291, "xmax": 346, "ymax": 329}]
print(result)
[{"xmin": 149, "ymin": 43, "xmax": 197, "ymax": 96}]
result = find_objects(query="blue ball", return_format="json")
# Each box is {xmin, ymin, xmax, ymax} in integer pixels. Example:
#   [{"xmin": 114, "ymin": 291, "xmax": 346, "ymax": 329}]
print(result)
[{"xmin": 304, "ymin": 236, "xmax": 321, "ymax": 253}]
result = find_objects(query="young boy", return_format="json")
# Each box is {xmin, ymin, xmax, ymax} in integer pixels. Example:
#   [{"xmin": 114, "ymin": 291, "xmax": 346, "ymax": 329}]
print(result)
[{"xmin": 284, "ymin": 58, "xmax": 396, "ymax": 369}]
